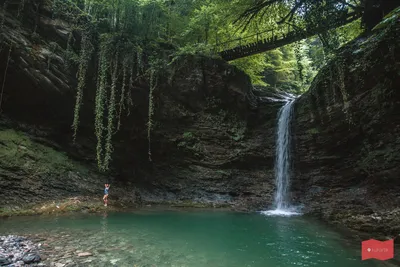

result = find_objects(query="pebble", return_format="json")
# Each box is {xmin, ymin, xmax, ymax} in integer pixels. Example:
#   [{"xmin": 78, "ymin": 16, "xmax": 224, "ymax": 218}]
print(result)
[
  {"xmin": 77, "ymin": 252, "xmax": 92, "ymax": 257},
  {"xmin": 0, "ymin": 235, "xmax": 42, "ymax": 266}
]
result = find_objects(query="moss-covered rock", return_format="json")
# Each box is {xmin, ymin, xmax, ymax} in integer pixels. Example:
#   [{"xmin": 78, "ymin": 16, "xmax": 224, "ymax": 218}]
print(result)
[{"xmin": 0, "ymin": 129, "xmax": 76, "ymax": 174}]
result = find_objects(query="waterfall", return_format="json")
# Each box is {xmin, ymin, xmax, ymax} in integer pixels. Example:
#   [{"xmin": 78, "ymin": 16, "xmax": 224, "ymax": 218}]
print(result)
[
  {"xmin": 262, "ymin": 98, "xmax": 301, "ymax": 216},
  {"xmin": 274, "ymin": 100, "xmax": 294, "ymax": 210}
]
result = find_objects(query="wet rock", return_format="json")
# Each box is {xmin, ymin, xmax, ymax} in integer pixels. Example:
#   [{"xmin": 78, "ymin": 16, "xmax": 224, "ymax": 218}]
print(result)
[
  {"xmin": 0, "ymin": 235, "xmax": 42, "ymax": 266},
  {"xmin": 0, "ymin": 256, "xmax": 12, "ymax": 266},
  {"xmin": 22, "ymin": 252, "xmax": 41, "ymax": 263}
]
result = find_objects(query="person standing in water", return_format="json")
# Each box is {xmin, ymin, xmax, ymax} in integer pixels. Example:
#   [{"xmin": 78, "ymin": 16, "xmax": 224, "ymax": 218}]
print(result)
[{"xmin": 103, "ymin": 183, "xmax": 110, "ymax": 207}]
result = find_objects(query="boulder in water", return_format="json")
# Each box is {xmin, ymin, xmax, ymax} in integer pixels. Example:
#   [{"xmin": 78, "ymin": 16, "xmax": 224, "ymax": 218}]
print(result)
[
  {"xmin": 0, "ymin": 256, "xmax": 12, "ymax": 266},
  {"xmin": 22, "ymin": 252, "xmax": 41, "ymax": 263}
]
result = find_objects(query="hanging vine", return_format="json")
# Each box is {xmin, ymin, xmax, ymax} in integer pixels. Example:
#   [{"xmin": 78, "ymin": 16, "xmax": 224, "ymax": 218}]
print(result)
[
  {"xmin": 72, "ymin": 32, "xmax": 94, "ymax": 142},
  {"xmin": 103, "ymin": 50, "xmax": 119, "ymax": 170},
  {"xmin": 95, "ymin": 43, "xmax": 109, "ymax": 171},
  {"xmin": 17, "ymin": 0, "xmax": 26, "ymax": 20},
  {"xmin": 294, "ymin": 42, "xmax": 304, "ymax": 83},
  {"xmin": 328, "ymin": 65, "xmax": 336, "ymax": 104},
  {"xmin": 0, "ymin": 43, "xmax": 12, "ymax": 114},
  {"xmin": 117, "ymin": 57, "xmax": 128, "ymax": 130},
  {"xmin": 125, "ymin": 61, "xmax": 134, "ymax": 116},
  {"xmin": 0, "ymin": 0, "xmax": 9, "ymax": 31},
  {"xmin": 136, "ymin": 48, "xmax": 143, "ymax": 76},
  {"xmin": 32, "ymin": 1, "xmax": 39, "ymax": 34},
  {"xmin": 147, "ymin": 68, "xmax": 157, "ymax": 162}
]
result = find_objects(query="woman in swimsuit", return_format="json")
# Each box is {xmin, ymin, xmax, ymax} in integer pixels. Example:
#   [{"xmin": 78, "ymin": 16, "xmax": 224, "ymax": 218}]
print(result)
[{"xmin": 103, "ymin": 183, "xmax": 110, "ymax": 207}]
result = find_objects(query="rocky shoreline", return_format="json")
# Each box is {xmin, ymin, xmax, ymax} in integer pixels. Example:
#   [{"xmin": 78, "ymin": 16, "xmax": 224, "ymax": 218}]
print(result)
[
  {"xmin": 0, "ymin": 236, "xmax": 41, "ymax": 266},
  {"xmin": 0, "ymin": 234, "xmax": 99, "ymax": 267}
]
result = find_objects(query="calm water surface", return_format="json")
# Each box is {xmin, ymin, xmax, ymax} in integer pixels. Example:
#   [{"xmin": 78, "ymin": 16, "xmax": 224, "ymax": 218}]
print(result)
[{"xmin": 0, "ymin": 210, "xmax": 388, "ymax": 267}]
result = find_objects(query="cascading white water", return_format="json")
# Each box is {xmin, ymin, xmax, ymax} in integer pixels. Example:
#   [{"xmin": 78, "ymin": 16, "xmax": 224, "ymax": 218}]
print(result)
[
  {"xmin": 274, "ymin": 100, "xmax": 294, "ymax": 210},
  {"xmin": 262, "ymin": 98, "xmax": 300, "ymax": 216}
]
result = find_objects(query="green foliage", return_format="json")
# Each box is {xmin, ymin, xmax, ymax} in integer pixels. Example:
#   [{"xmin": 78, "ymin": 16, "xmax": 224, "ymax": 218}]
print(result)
[
  {"xmin": 183, "ymin": 132, "xmax": 194, "ymax": 139},
  {"xmin": 147, "ymin": 68, "xmax": 157, "ymax": 162},
  {"xmin": 45, "ymin": 0, "xmax": 366, "ymax": 171},
  {"xmin": 307, "ymin": 128, "xmax": 319, "ymax": 135},
  {"xmin": 94, "ymin": 43, "xmax": 108, "ymax": 171},
  {"xmin": 171, "ymin": 43, "xmax": 217, "ymax": 61},
  {"xmin": 72, "ymin": 32, "xmax": 94, "ymax": 141},
  {"xmin": 231, "ymin": 54, "xmax": 269, "ymax": 86},
  {"xmin": 372, "ymin": 6, "xmax": 400, "ymax": 31},
  {"xmin": 0, "ymin": 129, "xmax": 75, "ymax": 174},
  {"xmin": 104, "ymin": 51, "xmax": 119, "ymax": 169},
  {"xmin": 260, "ymin": 43, "xmax": 316, "ymax": 93}
]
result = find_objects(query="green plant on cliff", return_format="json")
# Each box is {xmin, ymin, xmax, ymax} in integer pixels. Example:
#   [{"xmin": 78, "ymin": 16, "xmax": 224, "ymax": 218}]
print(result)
[
  {"xmin": 0, "ymin": 129, "xmax": 75, "ymax": 175},
  {"xmin": 117, "ymin": 57, "xmax": 128, "ymax": 130},
  {"xmin": 147, "ymin": 58, "xmax": 164, "ymax": 162},
  {"xmin": 183, "ymin": 132, "xmax": 194, "ymax": 139},
  {"xmin": 72, "ymin": 31, "xmax": 94, "ymax": 141},
  {"xmin": 147, "ymin": 69, "xmax": 155, "ymax": 162},
  {"xmin": 94, "ymin": 41, "xmax": 108, "ymax": 171},
  {"xmin": 104, "ymin": 50, "xmax": 119, "ymax": 169},
  {"xmin": 34, "ymin": 0, "xmax": 374, "ymax": 172}
]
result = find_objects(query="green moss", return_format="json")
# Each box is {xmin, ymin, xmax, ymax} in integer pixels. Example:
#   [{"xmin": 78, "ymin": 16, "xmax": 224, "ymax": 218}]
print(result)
[
  {"xmin": 372, "ymin": 6, "xmax": 400, "ymax": 31},
  {"xmin": 306, "ymin": 128, "xmax": 320, "ymax": 135},
  {"xmin": 178, "ymin": 132, "xmax": 203, "ymax": 153},
  {"xmin": 0, "ymin": 129, "xmax": 75, "ymax": 175},
  {"xmin": 228, "ymin": 117, "xmax": 246, "ymax": 142},
  {"xmin": 183, "ymin": 131, "xmax": 194, "ymax": 139}
]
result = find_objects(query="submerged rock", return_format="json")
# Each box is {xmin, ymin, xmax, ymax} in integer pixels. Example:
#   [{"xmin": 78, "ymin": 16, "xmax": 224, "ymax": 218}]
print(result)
[
  {"xmin": 77, "ymin": 252, "xmax": 92, "ymax": 257},
  {"xmin": 0, "ymin": 257, "xmax": 12, "ymax": 266},
  {"xmin": 0, "ymin": 235, "xmax": 42, "ymax": 266},
  {"xmin": 22, "ymin": 252, "xmax": 41, "ymax": 263}
]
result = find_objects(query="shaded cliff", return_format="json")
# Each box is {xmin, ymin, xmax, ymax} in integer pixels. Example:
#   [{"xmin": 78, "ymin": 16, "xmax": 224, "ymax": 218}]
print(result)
[
  {"xmin": 293, "ymin": 13, "xmax": 400, "ymax": 240},
  {"xmin": 0, "ymin": 1, "xmax": 280, "ymax": 211}
]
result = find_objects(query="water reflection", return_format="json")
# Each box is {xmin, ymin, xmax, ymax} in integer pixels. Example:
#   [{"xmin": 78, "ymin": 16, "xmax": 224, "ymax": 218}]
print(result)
[
  {"xmin": 101, "ymin": 211, "xmax": 108, "ymax": 234},
  {"xmin": 0, "ymin": 211, "xmax": 384, "ymax": 267}
]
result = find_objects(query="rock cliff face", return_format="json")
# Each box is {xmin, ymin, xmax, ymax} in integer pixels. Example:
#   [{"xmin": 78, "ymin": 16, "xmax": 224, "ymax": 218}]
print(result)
[
  {"xmin": 292, "ymin": 16, "xmax": 400, "ymax": 239},
  {"xmin": 0, "ymin": 1, "xmax": 280, "ymax": 211},
  {"xmin": 1, "ymin": 0, "xmax": 399, "ymax": 242}
]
